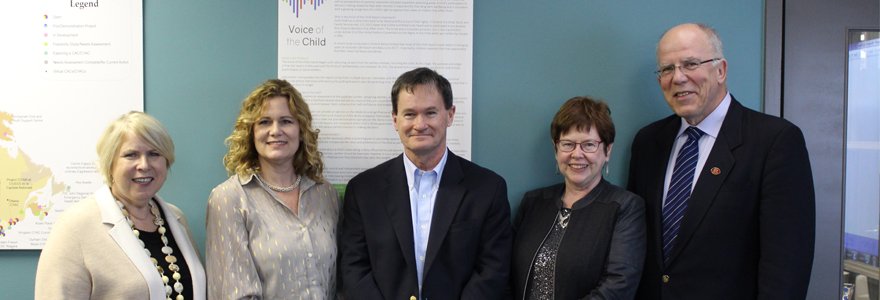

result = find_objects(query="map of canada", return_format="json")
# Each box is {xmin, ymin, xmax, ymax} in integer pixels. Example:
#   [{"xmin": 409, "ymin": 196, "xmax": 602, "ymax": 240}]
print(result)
[
  {"xmin": 0, "ymin": 111, "xmax": 66, "ymax": 239},
  {"xmin": 0, "ymin": 0, "xmax": 142, "ymax": 251}
]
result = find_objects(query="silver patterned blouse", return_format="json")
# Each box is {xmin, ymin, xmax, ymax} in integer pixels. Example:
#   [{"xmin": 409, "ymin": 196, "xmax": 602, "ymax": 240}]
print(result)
[{"xmin": 206, "ymin": 173, "xmax": 340, "ymax": 299}]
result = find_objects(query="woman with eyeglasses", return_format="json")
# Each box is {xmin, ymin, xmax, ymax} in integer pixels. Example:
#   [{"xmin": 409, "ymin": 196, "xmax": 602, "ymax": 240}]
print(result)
[{"xmin": 511, "ymin": 96, "xmax": 645, "ymax": 300}]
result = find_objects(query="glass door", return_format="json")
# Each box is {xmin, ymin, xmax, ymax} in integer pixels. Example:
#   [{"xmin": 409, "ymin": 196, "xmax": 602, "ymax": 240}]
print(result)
[{"xmin": 843, "ymin": 28, "xmax": 879, "ymax": 300}]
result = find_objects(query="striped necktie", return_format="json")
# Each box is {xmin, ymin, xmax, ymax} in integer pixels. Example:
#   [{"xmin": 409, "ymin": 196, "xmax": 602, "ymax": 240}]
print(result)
[{"xmin": 662, "ymin": 126, "xmax": 705, "ymax": 264}]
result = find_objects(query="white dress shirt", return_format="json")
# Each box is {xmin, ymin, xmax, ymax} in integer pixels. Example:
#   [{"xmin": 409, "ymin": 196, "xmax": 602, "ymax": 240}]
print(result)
[{"xmin": 663, "ymin": 92, "xmax": 732, "ymax": 205}]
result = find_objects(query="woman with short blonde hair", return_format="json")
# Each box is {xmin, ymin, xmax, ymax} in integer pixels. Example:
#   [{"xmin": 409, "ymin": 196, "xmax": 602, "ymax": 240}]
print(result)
[{"xmin": 36, "ymin": 111, "xmax": 206, "ymax": 300}]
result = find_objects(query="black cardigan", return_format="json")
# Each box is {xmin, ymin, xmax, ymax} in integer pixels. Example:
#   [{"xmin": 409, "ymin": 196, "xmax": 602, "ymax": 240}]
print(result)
[{"xmin": 511, "ymin": 179, "xmax": 646, "ymax": 300}]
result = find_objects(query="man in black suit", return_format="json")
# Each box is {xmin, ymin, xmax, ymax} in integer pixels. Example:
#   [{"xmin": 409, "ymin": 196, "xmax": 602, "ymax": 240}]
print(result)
[
  {"xmin": 628, "ymin": 23, "xmax": 815, "ymax": 299},
  {"xmin": 341, "ymin": 67, "xmax": 512, "ymax": 299}
]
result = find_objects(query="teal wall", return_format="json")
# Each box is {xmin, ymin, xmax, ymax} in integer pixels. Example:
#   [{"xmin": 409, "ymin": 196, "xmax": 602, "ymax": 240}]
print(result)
[{"xmin": 0, "ymin": 1, "xmax": 763, "ymax": 298}]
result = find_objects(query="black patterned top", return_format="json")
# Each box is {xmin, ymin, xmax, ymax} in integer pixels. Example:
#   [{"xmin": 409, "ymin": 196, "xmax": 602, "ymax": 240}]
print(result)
[{"xmin": 526, "ymin": 207, "xmax": 572, "ymax": 300}]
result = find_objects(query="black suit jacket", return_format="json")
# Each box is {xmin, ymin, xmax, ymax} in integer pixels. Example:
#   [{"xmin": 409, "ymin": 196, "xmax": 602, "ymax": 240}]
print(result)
[
  {"xmin": 341, "ymin": 151, "xmax": 513, "ymax": 300},
  {"xmin": 627, "ymin": 97, "xmax": 815, "ymax": 299}
]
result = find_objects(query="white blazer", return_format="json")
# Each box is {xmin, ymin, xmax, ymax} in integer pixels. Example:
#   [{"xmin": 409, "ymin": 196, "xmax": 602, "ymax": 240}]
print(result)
[{"xmin": 35, "ymin": 186, "xmax": 206, "ymax": 300}]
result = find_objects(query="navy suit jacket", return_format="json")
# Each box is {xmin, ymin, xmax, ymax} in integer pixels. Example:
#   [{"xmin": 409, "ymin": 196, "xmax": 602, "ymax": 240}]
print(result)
[
  {"xmin": 341, "ymin": 151, "xmax": 512, "ymax": 299},
  {"xmin": 628, "ymin": 97, "xmax": 815, "ymax": 299}
]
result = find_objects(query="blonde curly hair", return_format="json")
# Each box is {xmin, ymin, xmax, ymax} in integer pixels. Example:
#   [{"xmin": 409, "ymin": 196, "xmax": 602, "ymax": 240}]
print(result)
[{"xmin": 223, "ymin": 79, "xmax": 324, "ymax": 182}]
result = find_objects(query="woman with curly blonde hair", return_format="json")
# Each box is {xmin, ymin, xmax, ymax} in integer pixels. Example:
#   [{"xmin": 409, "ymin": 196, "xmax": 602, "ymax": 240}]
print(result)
[{"xmin": 206, "ymin": 79, "xmax": 340, "ymax": 299}]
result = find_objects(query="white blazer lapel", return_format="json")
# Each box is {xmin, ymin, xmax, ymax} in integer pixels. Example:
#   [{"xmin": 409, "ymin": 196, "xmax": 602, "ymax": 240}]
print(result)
[
  {"xmin": 155, "ymin": 196, "xmax": 207, "ymax": 300},
  {"xmin": 95, "ymin": 186, "xmax": 168, "ymax": 300}
]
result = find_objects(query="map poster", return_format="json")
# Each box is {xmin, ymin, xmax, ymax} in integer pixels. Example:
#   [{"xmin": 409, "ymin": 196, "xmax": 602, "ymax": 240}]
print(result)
[
  {"xmin": 0, "ymin": 0, "xmax": 143, "ymax": 249},
  {"xmin": 278, "ymin": 0, "xmax": 474, "ymax": 185}
]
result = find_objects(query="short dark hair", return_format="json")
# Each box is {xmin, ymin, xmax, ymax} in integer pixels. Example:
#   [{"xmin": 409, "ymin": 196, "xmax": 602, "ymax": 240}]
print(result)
[
  {"xmin": 390, "ymin": 67, "xmax": 453, "ymax": 113},
  {"xmin": 550, "ymin": 96, "xmax": 615, "ymax": 154}
]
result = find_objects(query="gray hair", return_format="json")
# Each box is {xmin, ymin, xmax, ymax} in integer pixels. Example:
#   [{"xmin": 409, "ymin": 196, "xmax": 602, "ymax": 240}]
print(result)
[{"xmin": 657, "ymin": 23, "xmax": 725, "ymax": 59}]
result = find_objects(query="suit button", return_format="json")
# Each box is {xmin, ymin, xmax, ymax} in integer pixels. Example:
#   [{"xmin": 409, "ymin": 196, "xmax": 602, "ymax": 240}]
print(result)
[
  {"xmin": 662, "ymin": 274, "xmax": 670, "ymax": 283},
  {"xmin": 410, "ymin": 296, "xmax": 417, "ymax": 300}
]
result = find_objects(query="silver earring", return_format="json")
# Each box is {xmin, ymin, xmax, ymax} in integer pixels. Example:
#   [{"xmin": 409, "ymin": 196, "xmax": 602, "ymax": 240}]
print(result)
[{"xmin": 603, "ymin": 162, "xmax": 609, "ymax": 176}]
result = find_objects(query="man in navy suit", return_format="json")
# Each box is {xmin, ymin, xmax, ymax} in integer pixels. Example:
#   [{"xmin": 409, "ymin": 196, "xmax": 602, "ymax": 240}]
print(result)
[
  {"xmin": 628, "ymin": 23, "xmax": 815, "ymax": 299},
  {"xmin": 341, "ymin": 67, "xmax": 512, "ymax": 299}
]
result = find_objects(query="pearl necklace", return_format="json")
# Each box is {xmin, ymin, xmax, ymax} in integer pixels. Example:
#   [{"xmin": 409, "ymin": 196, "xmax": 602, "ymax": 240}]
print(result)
[
  {"xmin": 255, "ymin": 173, "xmax": 301, "ymax": 192},
  {"xmin": 117, "ymin": 200, "xmax": 185, "ymax": 300}
]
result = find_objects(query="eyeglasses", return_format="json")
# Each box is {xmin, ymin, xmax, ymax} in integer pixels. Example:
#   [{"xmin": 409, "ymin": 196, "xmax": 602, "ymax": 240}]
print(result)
[
  {"xmin": 654, "ymin": 58, "xmax": 721, "ymax": 78},
  {"xmin": 556, "ymin": 140, "xmax": 603, "ymax": 153}
]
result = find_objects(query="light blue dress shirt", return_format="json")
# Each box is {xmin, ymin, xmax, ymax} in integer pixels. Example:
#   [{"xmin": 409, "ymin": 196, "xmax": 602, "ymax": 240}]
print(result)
[{"xmin": 402, "ymin": 150, "xmax": 448, "ymax": 292}]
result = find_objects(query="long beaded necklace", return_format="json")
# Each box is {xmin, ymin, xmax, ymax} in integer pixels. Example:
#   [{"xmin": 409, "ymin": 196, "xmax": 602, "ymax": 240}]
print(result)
[
  {"xmin": 255, "ymin": 172, "xmax": 301, "ymax": 192},
  {"xmin": 117, "ymin": 199, "xmax": 185, "ymax": 300}
]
